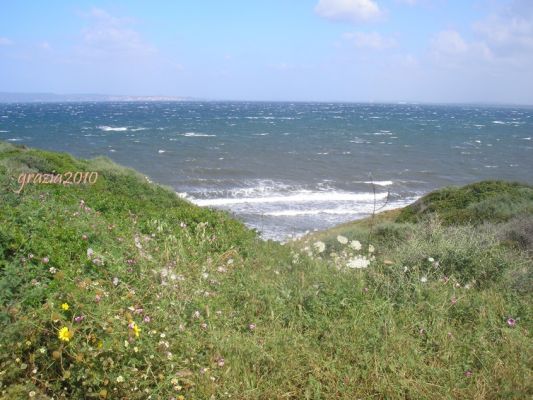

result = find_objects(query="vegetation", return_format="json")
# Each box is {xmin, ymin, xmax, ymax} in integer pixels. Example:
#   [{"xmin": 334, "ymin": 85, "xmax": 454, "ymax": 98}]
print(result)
[{"xmin": 0, "ymin": 142, "xmax": 531, "ymax": 399}]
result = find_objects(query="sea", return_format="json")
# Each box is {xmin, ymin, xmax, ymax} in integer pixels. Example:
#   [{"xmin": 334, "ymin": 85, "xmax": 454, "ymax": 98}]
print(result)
[{"xmin": 1, "ymin": 101, "xmax": 532, "ymax": 241}]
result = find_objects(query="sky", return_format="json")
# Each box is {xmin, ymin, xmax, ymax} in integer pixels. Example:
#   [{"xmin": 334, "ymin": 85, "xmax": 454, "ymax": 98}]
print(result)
[{"xmin": 1, "ymin": 0, "xmax": 533, "ymax": 104}]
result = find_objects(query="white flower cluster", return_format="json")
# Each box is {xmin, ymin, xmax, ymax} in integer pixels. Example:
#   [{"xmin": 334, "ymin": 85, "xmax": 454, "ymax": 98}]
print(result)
[{"xmin": 302, "ymin": 235, "xmax": 375, "ymax": 271}]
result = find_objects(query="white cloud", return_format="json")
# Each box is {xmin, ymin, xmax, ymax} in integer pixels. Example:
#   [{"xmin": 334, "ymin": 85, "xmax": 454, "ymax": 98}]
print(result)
[
  {"xmin": 431, "ymin": 30, "xmax": 468, "ymax": 55},
  {"xmin": 0, "ymin": 37, "xmax": 13, "ymax": 46},
  {"xmin": 473, "ymin": 0, "xmax": 533, "ymax": 59},
  {"xmin": 430, "ymin": 30, "xmax": 492, "ymax": 67},
  {"xmin": 342, "ymin": 31, "xmax": 396, "ymax": 49},
  {"xmin": 79, "ymin": 8, "xmax": 156, "ymax": 58},
  {"xmin": 315, "ymin": 0, "xmax": 382, "ymax": 23}
]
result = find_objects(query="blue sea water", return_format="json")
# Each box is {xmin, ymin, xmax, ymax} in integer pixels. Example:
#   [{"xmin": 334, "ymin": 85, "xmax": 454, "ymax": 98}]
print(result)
[{"xmin": 1, "ymin": 101, "xmax": 532, "ymax": 240}]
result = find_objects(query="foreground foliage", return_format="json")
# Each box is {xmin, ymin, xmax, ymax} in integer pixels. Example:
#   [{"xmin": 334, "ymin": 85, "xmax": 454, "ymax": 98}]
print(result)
[{"xmin": 0, "ymin": 142, "xmax": 531, "ymax": 399}]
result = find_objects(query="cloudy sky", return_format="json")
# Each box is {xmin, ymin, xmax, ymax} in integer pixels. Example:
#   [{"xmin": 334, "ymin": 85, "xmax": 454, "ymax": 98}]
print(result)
[{"xmin": 1, "ymin": 0, "xmax": 532, "ymax": 104}]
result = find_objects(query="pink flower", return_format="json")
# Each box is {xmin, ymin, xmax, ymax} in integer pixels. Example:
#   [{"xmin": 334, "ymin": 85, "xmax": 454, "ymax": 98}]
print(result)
[
  {"xmin": 464, "ymin": 370, "xmax": 472, "ymax": 377},
  {"xmin": 143, "ymin": 316, "xmax": 151, "ymax": 323},
  {"xmin": 95, "ymin": 294, "xmax": 102, "ymax": 303},
  {"xmin": 74, "ymin": 315, "xmax": 85, "ymax": 323},
  {"xmin": 507, "ymin": 318, "xmax": 516, "ymax": 327},
  {"xmin": 200, "ymin": 323, "xmax": 208, "ymax": 330},
  {"xmin": 248, "ymin": 323, "xmax": 256, "ymax": 331},
  {"xmin": 451, "ymin": 297, "xmax": 457, "ymax": 305},
  {"xmin": 42, "ymin": 257, "xmax": 49, "ymax": 264},
  {"xmin": 217, "ymin": 357, "xmax": 225, "ymax": 367},
  {"xmin": 363, "ymin": 287, "xmax": 369, "ymax": 293}
]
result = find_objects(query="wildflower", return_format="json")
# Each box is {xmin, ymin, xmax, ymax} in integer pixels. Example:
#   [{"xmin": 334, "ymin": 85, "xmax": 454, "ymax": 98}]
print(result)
[
  {"xmin": 368, "ymin": 244, "xmax": 375, "ymax": 253},
  {"xmin": 61, "ymin": 303, "xmax": 69, "ymax": 311},
  {"xmin": 313, "ymin": 241, "xmax": 326, "ymax": 253},
  {"xmin": 39, "ymin": 347, "xmax": 46, "ymax": 354},
  {"xmin": 420, "ymin": 276, "xmax": 428, "ymax": 283},
  {"xmin": 74, "ymin": 315, "xmax": 85, "ymax": 323},
  {"xmin": 419, "ymin": 328, "xmax": 425, "ymax": 335},
  {"xmin": 95, "ymin": 294, "xmax": 102, "ymax": 303},
  {"xmin": 248, "ymin": 323, "xmax": 256, "ymax": 331},
  {"xmin": 200, "ymin": 367, "xmax": 208, "ymax": 374},
  {"xmin": 507, "ymin": 318, "xmax": 516, "ymax": 327},
  {"xmin": 337, "ymin": 235, "xmax": 348, "ymax": 244},
  {"xmin": 82, "ymin": 234, "xmax": 88, "ymax": 240},
  {"xmin": 217, "ymin": 357, "xmax": 225, "ymax": 367},
  {"xmin": 58, "ymin": 327, "xmax": 73, "ymax": 342},
  {"xmin": 28, "ymin": 253, "xmax": 34, "ymax": 259},
  {"xmin": 29, "ymin": 391, "xmax": 36, "ymax": 398},
  {"xmin": 49, "ymin": 267, "xmax": 57, "ymax": 274},
  {"xmin": 451, "ymin": 297, "xmax": 457, "ymax": 305},
  {"xmin": 349, "ymin": 240, "xmax": 362, "ymax": 250},
  {"xmin": 42, "ymin": 257, "xmax": 49, "ymax": 264},
  {"xmin": 86, "ymin": 248, "xmax": 94, "ymax": 259},
  {"xmin": 464, "ymin": 370, "xmax": 473, "ymax": 378},
  {"xmin": 217, "ymin": 266, "xmax": 227, "ymax": 273},
  {"xmin": 363, "ymin": 287, "xmax": 369, "ymax": 293},
  {"xmin": 143, "ymin": 316, "xmax": 151, "ymax": 323},
  {"xmin": 116, "ymin": 375, "xmax": 125, "ymax": 383},
  {"xmin": 193, "ymin": 311, "xmax": 201, "ymax": 319},
  {"xmin": 346, "ymin": 255, "xmax": 370, "ymax": 269},
  {"xmin": 129, "ymin": 321, "xmax": 141, "ymax": 337},
  {"xmin": 428, "ymin": 257, "xmax": 434, "ymax": 263},
  {"xmin": 200, "ymin": 323, "xmax": 208, "ymax": 330},
  {"xmin": 112, "ymin": 277, "xmax": 119, "ymax": 286}
]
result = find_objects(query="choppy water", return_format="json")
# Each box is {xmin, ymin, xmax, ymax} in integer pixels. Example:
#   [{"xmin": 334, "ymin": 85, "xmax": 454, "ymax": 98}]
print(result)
[{"xmin": 1, "ymin": 101, "xmax": 532, "ymax": 240}]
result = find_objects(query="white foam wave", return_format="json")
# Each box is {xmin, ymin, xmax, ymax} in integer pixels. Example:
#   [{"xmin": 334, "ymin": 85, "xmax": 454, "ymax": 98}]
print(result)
[
  {"xmin": 192, "ymin": 191, "xmax": 388, "ymax": 207},
  {"xmin": 158, "ymin": 149, "xmax": 166, "ymax": 154},
  {"xmin": 131, "ymin": 127, "xmax": 148, "ymax": 131},
  {"xmin": 266, "ymin": 209, "xmax": 365, "ymax": 216},
  {"xmin": 98, "ymin": 126, "xmax": 128, "ymax": 132},
  {"xmin": 0, "ymin": 130, "xmax": 9, "ymax": 133},
  {"xmin": 492, "ymin": 121, "xmax": 506, "ymax": 125},
  {"xmin": 364, "ymin": 180, "xmax": 393, "ymax": 186},
  {"xmin": 7, "ymin": 138, "xmax": 22, "ymax": 141},
  {"xmin": 181, "ymin": 132, "xmax": 216, "ymax": 137}
]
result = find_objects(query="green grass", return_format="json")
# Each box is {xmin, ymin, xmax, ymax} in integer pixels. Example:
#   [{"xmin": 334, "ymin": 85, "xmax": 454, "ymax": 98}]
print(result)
[{"xmin": 0, "ymin": 142, "xmax": 531, "ymax": 399}]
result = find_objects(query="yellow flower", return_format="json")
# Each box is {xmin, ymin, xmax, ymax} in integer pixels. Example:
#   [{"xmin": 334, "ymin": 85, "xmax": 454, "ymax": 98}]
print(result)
[
  {"xmin": 133, "ymin": 324, "xmax": 141, "ymax": 338},
  {"xmin": 61, "ymin": 303, "xmax": 69, "ymax": 311},
  {"xmin": 58, "ymin": 327, "xmax": 73, "ymax": 342}
]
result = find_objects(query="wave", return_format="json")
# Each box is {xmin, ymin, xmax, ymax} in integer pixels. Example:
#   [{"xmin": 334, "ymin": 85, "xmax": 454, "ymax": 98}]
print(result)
[
  {"xmin": 363, "ymin": 180, "xmax": 393, "ymax": 186},
  {"xmin": 181, "ymin": 132, "xmax": 216, "ymax": 137},
  {"xmin": 0, "ymin": 130, "xmax": 9, "ymax": 133},
  {"xmin": 131, "ymin": 127, "xmax": 148, "ymax": 131},
  {"xmin": 191, "ymin": 191, "xmax": 388, "ymax": 207},
  {"xmin": 265, "ymin": 209, "xmax": 366, "ymax": 216},
  {"xmin": 98, "ymin": 126, "xmax": 128, "ymax": 132}
]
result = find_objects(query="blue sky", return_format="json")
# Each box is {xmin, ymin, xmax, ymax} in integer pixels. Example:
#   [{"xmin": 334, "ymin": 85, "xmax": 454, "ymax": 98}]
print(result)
[{"xmin": 1, "ymin": 0, "xmax": 532, "ymax": 103}]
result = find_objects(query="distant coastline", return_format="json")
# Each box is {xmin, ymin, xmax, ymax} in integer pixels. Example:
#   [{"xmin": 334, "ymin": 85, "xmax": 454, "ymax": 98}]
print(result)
[{"xmin": 0, "ymin": 92, "xmax": 197, "ymax": 103}]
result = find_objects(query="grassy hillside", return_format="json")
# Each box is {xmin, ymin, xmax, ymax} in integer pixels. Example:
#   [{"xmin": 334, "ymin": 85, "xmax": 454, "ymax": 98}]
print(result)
[{"xmin": 0, "ymin": 142, "xmax": 531, "ymax": 399}]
